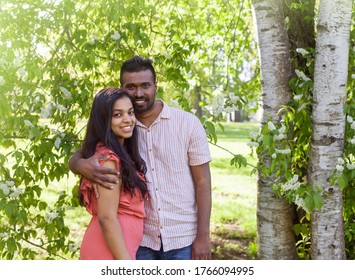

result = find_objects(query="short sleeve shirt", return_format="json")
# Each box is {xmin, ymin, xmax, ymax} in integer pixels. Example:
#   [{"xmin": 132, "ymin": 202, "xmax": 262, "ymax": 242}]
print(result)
[{"xmin": 136, "ymin": 100, "xmax": 211, "ymax": 251}]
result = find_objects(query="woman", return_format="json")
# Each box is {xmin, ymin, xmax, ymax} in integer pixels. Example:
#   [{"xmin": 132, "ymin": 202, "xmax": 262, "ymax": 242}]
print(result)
[{"xmin": 78, "ymin": 88, "xmax": 148, "ymax": 260}]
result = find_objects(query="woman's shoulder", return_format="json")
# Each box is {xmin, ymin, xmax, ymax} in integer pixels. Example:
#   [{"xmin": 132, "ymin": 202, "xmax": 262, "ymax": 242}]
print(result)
[{"xmin": 95, "ymin": 142, "xmax": 121, "ymax": 167}]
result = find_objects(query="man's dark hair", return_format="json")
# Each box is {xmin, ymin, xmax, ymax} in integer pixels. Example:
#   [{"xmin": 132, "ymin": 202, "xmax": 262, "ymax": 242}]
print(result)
[{"xmin": 120, "ymin": 55, "xmax": 157, "ymax": 85}]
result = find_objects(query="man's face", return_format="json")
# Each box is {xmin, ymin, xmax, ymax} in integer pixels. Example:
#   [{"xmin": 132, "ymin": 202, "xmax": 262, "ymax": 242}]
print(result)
[{"xmin": 121, "ymin": 70, "xmax": 157, "ymax": 114}]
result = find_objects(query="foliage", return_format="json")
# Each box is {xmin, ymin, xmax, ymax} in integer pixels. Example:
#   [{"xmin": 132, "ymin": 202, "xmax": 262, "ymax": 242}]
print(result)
[
  {"xmin": 249, "ymin": 1, "xmax": 355, "ymax": 259},
  {"xmin": 0, "ymin": 0, "xmax": 354, "ymax": 260},
  {"xmin": 0, "ymin": 0, "xmax": 257, "ymax": 259}
]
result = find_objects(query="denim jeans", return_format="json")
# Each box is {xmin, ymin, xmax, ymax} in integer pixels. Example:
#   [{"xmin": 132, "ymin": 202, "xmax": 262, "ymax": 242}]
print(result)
[{"xmin": 136, "ymin": 243, "xmax": 192, "ymax": 260}]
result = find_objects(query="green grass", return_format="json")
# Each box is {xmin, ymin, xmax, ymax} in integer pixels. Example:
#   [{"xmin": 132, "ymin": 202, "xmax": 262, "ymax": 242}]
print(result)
[{"xmin": 209, "ymin": 122, "xmax": 259, "ymax": 254}]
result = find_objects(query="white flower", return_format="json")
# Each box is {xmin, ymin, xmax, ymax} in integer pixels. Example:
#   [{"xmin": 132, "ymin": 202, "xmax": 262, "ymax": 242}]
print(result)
[
  {"xmin": 336, "ymin": 164, "xmax": 344, "ymax": 172},
  {"xmin": 60, "ymin": 87, "xmax": 72, "ymax": 99},
  {"xmin": 6, "ymin": 181, "xmax": 15, "ymax": 187},
  {"xmin": 282, "ymin": 175, "xmax": 301, "ymax": 191},
  {"xmin": 272, "ymin": 153, "xmax": 277, "ymax": 159},
  {"xmin": 110, "ymin": 31, "xmax": 121, "ymax": 40},
  {"xmin": 249, "ymin": 131, "xmax": 259, "ymax": 139},
  {"xmin": 224, "ymin": 105, "xmax": 239, "ymax": 114},
  {"xmin": 351, "ymin": 122, "xmax": 355, "ymax": 130},
  {"xmin": 346, "ymin": 163, "xmax": 355, "ymax": 170},
  {"xmin": 88, "ymin": 34, "xmax": 99, "ymax": 45},
  {"xmin": 24, "ymin": 120, "xmax": 34, "ymax": 127},
  {"xmin": 295, "ymin": 69, "xmax": 311, "ymax": 81},
  {"xmin": 349, "ymin": 137, "xmax": 355, "ymax": 145},
  {"xmin": 54, "ymin": 137, "xmax": 61, "ymax": 149},
  {"xmin": 297, "ymin": 103, "xmax": 307, "ymax": 112},
  {"xmin": 275, "ymin": 148, "xmax": 291, "ymax": 154},
  {"xmin": 279, "ymin": 125, "xmax": 286, "ymax": 134},
  {"xmin": 69, "ymin": 243, "xmax": 79, "ymax": 252},
  {"xmin": 267, "ymin": 121, "xmax": 277, "ymax": 131},
  {"xmin": 40, "ymin": 106, "xmax": 52, "ymax": 118},
  {"xmin": 10, "ymin": 187, "xmax": 24, "ymax": 198},
  {"xmin": 247, "ymin": 141, "xmax": 259, "ymax": 148},
  {"xmin": 337, "ymin": 158, "xmax": 345, "ymax": 165},
  {"xmin": 296, "ymin": 48, "xmax": 309, "ymax": 56},
  {"xmin": 295, "ymin": 195, "xmax": 310, "ymax": 213},
  {"xmin": 55, "ymin": 103, "xmax": 67, "ymax": 112},
  {"xmin": 45, "ymin": 212, "xmax": 59, "ymax": 223},
  {"xmin": 293, "ymin": 94, "xmax": 302, "ymax": 101},
  {"xmin": 212, "ymin": 94, "xmax": 225, "ymax": 115},
  {"xmin": 351, "ymin": 74, "xmax": 355, "ymax": 79},
  {"xmin": 228, "ymin": 92, "xmax": 240, "ymax": 103},
  {"xmin": 274, "ymin": 133, "xmax": 285, "ymax": 141},
  {"xmin": 347, "ymin": 116, "xmax": 354, "ymax": 124},
  {"xmin": 0, "ymin": 183, "xmax": 10, "ymax": 196}
]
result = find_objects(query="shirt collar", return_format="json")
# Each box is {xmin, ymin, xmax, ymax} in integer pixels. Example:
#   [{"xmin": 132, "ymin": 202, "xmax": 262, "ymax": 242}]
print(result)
[
  {"xmin": 158, "ymin": 99, "xmax": 171, "ymax": 119},
  {"xmin": 136, "ymin": 99, "xmax": 171, "ymax": 128}
]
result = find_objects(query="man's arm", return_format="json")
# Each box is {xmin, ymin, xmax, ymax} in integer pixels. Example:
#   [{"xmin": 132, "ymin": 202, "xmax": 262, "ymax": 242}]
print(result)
[
  {"xmin": 68, "ymin": 148, "xmax": 119, "ymax": 189},
  {"xmin": 190, "ymin": 162, "xmax": 212, "ymax": 260}
]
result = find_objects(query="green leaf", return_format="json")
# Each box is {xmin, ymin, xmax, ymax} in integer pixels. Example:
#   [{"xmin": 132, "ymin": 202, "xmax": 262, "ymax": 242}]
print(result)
[
  {"xmin": 6, "ymin": 238, "xmax": 17, "ymax": 252},
  {"xmin": 313, "ymin": 193, "xmax": 323, "ymax": 210},
  {"xmin": 337, "ymin": 175, "xmax": 348, "ymax": 191}
]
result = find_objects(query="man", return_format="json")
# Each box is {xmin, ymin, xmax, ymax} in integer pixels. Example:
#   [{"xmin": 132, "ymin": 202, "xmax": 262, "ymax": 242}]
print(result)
[{"xmin": 69, "ymin": 56, "xmax": 212, "ymax": 260}]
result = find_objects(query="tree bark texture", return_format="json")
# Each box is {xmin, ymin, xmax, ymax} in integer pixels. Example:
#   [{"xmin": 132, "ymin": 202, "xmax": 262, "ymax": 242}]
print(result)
[
  {"xmin": 309, "ymin": 0, "xmax": 352, "ymax": 260},
  {"xmin": 252, "ymin": 0, "xmax": 297, "ymax": 259}
]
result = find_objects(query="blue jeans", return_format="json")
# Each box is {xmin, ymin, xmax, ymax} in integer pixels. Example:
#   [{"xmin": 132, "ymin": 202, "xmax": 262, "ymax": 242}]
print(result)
[{"xmin": 136, "ymin": 243, "xmax": 192, "ymax": 260}]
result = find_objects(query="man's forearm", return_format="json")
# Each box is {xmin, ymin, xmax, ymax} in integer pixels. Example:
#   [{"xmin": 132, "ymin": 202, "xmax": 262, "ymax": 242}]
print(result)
[{"xmin": 68, "ymin": 149, "xmax": 83, "ymax": 175}]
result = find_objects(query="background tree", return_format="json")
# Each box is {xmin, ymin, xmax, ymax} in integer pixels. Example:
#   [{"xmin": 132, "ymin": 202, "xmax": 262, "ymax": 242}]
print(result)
[
  {"xmin": 309, "ymin": 0, "xmax": 352, "ymax": 260},
  {"xmin": 0, "ymin": 0, "xmax": 257, "ymax": 259},
  {"xmin": 0, "ymin": 0, "xmax": 354, "ymax": 260},
  {"xmin": 250, "ymin": 0, "xmax": 354, "ymax": 259},
  {"xmin": 251, "ymin": 0, "xmax": 297, "ymax": 260}
]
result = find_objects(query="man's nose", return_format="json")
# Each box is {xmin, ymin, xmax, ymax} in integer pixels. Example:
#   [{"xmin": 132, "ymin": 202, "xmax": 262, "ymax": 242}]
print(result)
[{"xmin": 135, "ymin": 86, "xmax": 144, "ymax": 97}]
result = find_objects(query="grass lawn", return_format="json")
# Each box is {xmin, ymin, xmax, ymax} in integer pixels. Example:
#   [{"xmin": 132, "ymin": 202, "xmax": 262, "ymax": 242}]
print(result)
[{"xmin": 209, "ymin": 121, "xmax": 259, "ymax": 259}]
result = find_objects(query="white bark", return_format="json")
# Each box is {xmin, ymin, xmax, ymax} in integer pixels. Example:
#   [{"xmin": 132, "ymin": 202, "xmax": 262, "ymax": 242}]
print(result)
[
  {"xmin": 252, "ymin": 0, "xmax": 297, "ymax": 259},
  {"xmin": 309, "ymin": 0, "xmax": 352, "ymax": 260}
]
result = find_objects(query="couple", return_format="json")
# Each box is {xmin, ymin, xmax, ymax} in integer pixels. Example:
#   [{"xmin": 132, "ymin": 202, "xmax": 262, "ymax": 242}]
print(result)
[{"xmin": 69, "ymin": 56, "xmax": 212, "ymax": 260}]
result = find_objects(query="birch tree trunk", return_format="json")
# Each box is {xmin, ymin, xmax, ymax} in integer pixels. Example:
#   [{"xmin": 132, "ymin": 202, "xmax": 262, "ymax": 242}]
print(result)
[
  {"xmin": 252, "ymin": 0, "xmax": 297, "ymax": 259},
  {"xmin": 308, "ymin": 0, "xmax": 352, "ymax": 260}
]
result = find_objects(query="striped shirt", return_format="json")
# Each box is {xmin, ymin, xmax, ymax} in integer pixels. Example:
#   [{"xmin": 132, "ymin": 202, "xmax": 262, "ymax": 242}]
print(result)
[{"xmin": 136, "ymin": 100, "xmax": 211, "ymax": 251}]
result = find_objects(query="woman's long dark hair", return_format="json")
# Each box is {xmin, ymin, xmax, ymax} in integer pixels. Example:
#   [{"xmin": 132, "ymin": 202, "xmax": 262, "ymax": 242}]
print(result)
[{"xmin": 79, "ymin": 88, "xmax": 147, "ymax": 205}]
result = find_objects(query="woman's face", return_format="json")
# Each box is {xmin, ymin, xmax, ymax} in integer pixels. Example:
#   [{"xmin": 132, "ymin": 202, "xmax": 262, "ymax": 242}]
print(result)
[{"xmin": 111, "ymin": 96, "xmax": 136, "ymax": 143}]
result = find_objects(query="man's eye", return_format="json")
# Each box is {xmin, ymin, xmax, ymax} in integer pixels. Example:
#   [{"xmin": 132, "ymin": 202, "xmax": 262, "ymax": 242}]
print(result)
[
  {"xmin": 128, "ymin": 111, "xmax": 134, "ymax": 115},
  {"xmin": 126, "ymin": 85, "xmax": 135, "ymax": 90},
  {"xmin": 142, "ymin": 84, "xmax": 150, "ymax": 88}
]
